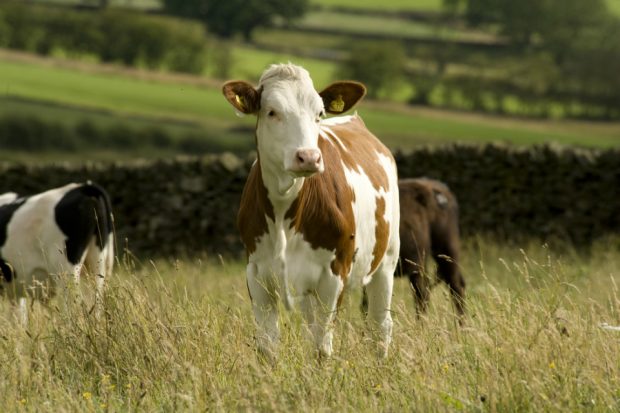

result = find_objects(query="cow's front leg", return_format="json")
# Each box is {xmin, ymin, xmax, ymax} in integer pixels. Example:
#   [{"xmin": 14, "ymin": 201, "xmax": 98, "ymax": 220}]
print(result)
[
  {"xmin": 247, "ymin": 262, "xmax": 280, "ymax": 362},
  {"xmin": 309, "ymin": 272, "xmax": 343, "ymax": 358}
]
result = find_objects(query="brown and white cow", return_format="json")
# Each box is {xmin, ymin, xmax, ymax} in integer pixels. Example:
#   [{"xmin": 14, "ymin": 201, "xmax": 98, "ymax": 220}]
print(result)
[{"xmin": 223, "ymin": 64, "xmax": 400, "ymax": 359}]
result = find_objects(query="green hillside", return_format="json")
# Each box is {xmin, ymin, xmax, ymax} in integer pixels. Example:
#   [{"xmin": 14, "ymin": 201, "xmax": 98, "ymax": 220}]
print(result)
[{"xmin": 2, "ymin": 55, "xmax": 619, "ymax": 163}]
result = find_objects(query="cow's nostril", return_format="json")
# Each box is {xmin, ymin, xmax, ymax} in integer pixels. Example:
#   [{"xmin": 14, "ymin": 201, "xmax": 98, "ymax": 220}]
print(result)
[
  {"xmin": 298, "ymin": 154, "xmax": 305, "ymax": 163},
  {"xmin": 316, "ymin": 154, "xmax": 322, "ymax": 164}
]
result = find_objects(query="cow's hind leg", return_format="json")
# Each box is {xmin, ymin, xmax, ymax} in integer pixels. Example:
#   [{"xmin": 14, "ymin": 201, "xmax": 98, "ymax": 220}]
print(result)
[
  {"xmin": 84, "ymin": 238, "xmax": 113, "ymax": 317},
  {"xmin": 410, "ymin": 273, "xmax": 432, "ymax": 318},
  {"xmin": 247, "ymin": 263, "xmax": 280, "ymax": 362},
  {"xmin": 432, "ymin": 240, "xmax": 466, "ymax": 323},
  {"xmin": 365, "ymin": 260, "xmax": 395, "ymax": 359}
]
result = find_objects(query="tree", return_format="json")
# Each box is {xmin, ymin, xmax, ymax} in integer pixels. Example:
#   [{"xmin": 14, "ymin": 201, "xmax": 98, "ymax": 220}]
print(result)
[
  {"xmin": 162, "ymin": 0, "xmax": 308, "ymax": 41},
  {"xmin": 337, "ymin": 41, "xmax": 406, "ymax": 99}
]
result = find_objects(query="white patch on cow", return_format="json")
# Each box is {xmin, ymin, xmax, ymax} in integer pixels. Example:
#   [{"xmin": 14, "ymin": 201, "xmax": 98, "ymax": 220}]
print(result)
[
  {"xmin": 341, "ymin": 161, "xmax": 378, "ymax": 283},
  {"xmin": 320, "ymin": 127, "xmax": 348, "ymax": 152},
  {"xmin": 0, "ymin": 192, "xmax": 18, "ymax": 206},
  {"xmin": 320, "ymin": 115, "xmax": 357, "ymax": 152},
  {"xmin": 322, "ymin": 114, "xmax": 355, "ymax": 126},
  {"xmin": 377, "ymin": 152, "xmax": 400, "ymax": 255},
  {"xmin": 435, "ymin": 192, "xmax": 449, "ymax": 206},
  {"xmin": 250, "ymin": 217, "xmax": 337, "ymax": 304}
]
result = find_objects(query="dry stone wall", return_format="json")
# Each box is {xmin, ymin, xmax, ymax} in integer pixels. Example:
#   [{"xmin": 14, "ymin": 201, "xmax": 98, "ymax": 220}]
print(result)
[{"xmin": 1, "ymin": 144, "xmax": 618, "ymax": 258}]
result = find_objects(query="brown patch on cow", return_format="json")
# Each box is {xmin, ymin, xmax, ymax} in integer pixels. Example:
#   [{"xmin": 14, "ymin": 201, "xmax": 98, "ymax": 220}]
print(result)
[
  {"xmin": 285, "ymin": 116, "xmax": 395, "ymax": 288},
  {"xmin": 285, "ymin": 136, "xmax": 356, "ymax": 285},
  {"xmin": 398, "ymin": 178, "xmax": 465, "ymax": 320},
  {"xmin": 369, "ymin": 196, "xmax": 389, "ymax": 275},
  {"xmin": 222, "ymin": 81, "xmax": 261, "ymax": 114},
  {"xmin": 237, "ymin": 157, "xmax": 274, "ymax": 254},
  {"xmin": 324, "ymin": 116, "xmax": 392, "ymax": 192},
  {"xmin": 319, "ymin": 81, "xmax": 366, "ymax": 114}
]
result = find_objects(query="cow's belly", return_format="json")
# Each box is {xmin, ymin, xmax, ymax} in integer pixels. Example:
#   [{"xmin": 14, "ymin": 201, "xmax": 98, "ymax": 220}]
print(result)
[
  {"xmin": 249, "ymin": 218, "xmax": 337, "ymax": 300},
  {"xmin": 285, "ymin": 228, "xmax": 336, "ymax": 297},
  {"xmin": 1, "ymin": 209, "xmax": 71, "ymax": 295}
]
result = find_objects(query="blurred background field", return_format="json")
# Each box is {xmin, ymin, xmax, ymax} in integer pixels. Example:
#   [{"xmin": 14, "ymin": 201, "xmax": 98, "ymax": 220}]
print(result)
[{"xmin": 1, "ymin": 0, "xmax": 619, "ymax": 161}]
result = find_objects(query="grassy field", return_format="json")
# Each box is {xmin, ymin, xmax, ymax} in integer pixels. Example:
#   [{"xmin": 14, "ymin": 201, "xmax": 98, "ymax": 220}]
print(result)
[
  {"xmin": 1, "ymin": 238, "xmax": 619, "ymax": 410},
  {"xmin": 312, "ymin": 0, "xmax": 620, "ymax": 16},
  {"xmin": 220, "ymin": 45, "xmax": 337, "ymax": 87},
  {"xmin": 2, "ymin": 51, "xmax": 619, "ymax": 162},
  {"xmin": 296, "ymin": 11, "xmax": 496, "ymax": 43},
  {"xmin": 311, "ymin": 0, "xmax": 444, "ymax": 12}
]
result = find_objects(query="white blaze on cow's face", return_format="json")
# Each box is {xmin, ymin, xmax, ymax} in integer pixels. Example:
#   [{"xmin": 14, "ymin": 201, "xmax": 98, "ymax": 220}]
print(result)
[{"xmin": 256, "ymin": 69, "xmax": 325, "ymax": 177}]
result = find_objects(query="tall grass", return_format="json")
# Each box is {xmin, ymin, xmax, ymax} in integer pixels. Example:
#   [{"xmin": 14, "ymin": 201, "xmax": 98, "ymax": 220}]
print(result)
[{"xmin": 1, "ymin": 239, "xmax": 619, "ymax": 411}]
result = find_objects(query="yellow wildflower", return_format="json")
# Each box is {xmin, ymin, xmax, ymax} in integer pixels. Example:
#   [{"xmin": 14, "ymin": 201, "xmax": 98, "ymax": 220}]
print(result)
[
  {"xmin": 549, "ymin": 361, "xmax": 556, "ymax": 370},
  {"xmin": 83, "ymin": 392, "xmax": 92, "ymax": 400}
]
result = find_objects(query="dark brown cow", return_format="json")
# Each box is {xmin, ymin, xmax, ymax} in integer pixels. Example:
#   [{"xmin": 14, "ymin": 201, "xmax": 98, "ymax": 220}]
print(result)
[{"xmin": 398, "ymin": 177, "xmax": 465, "ymax": 320}]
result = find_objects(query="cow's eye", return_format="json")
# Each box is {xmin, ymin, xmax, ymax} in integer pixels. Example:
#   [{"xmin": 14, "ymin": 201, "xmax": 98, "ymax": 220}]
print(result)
[
  {"xmin": 316, "ymin": 110, "xmax": 324, "ymax": 123},
  {"xmin": 268, "ymin": 110, "xmax": 276, "ymax": 117}
]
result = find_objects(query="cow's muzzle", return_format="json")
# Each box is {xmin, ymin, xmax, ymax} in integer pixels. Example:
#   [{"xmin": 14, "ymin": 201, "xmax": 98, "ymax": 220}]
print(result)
[{"xmin": 289, "ymin": 148, "xmax": 324, "ymax": 175}]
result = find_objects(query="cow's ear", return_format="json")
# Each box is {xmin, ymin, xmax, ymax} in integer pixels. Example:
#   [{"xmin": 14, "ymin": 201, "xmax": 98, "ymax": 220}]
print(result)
[
  {"xmin": 319, "ymin": 81, "xmax": 367, "ymax": 114},
  {"xmin": 222, "ymin": 81, "xmax": 261, "ymax": 115}
]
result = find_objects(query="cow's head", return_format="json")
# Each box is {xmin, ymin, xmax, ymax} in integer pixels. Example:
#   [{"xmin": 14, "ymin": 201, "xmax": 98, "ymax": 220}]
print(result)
[{"xmin": 223, "ymin": 64, "xmax": 365, "ymax": 178}]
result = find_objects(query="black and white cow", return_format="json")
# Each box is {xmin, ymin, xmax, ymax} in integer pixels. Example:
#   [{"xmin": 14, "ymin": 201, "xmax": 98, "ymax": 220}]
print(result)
[{"xmin": 0, "ymin": 182, "xmax": 114, "ymax": 323}]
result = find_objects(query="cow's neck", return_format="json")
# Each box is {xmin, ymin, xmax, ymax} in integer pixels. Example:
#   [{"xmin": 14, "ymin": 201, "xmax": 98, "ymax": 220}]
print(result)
[{"xmin": 258, "ymin": 156, "xmax": 304, "ymax": 216}]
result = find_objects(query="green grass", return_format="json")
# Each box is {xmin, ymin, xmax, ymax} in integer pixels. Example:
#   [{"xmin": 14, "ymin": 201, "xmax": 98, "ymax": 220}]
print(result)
[
  {"xmin": 359, "ymin": 103, "xmax": 620, "ymax": 149},
  {"xmin": 311, "ymin": 0, "xmax": 620, "ymax": 16},
  {"xmin": 296, "ymin": 11, "xmax": 493, "ymax": 43},
  {"xmin": 30, "ymin": 0, "xmax": 161, "ymax": 9},
  {"xmin": 0, "ymin": 96, "xmax": 206, "ymax": 137},
  {"xmin": 608, "ymin": 0, "xmax": 620, "ymax": 16},
  {"xmin": 215, "ymin": 45, "xmax": 337, "ymax": 88},
  {"xmin": 1, "ymin": 238, "xmax": 619, "ymax": 410},
  {"xmin": 1, "ymin": 60, "xmax": 228, "ymax": 124},
  {"xmin": 311, "ymin": 0, "xmax": 444, "ymax": 12},
  {"xmin": 254, "ymin": 28, "xmax": 347, "ymax": 55},
  {"xmin": 2, "ymin": 54, "xmax": 620, "ymax": 162}
]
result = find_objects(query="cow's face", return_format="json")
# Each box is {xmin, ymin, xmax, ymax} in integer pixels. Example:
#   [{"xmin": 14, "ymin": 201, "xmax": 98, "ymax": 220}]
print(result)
[{"xmin": 223, "ymin": 64, "xmax": 366, "ymax": 178}]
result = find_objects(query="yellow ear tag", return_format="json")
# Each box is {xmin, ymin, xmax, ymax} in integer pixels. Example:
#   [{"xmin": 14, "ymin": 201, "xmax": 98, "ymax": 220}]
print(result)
[
  {"xmin": 235, "ymin": 94, "xmax": 246, "ymax": 111},
  {"xmin": 329, "ymin": 95, "xmax": 345, "ymax": 112}
]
